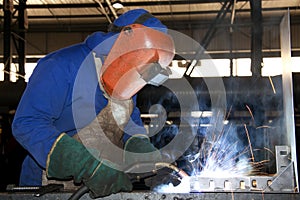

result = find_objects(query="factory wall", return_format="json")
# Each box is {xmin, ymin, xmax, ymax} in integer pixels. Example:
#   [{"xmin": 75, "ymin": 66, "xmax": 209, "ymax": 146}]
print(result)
[{"xmin": 0, "ymin": 21, "xmax": 299, "ymax": 58}]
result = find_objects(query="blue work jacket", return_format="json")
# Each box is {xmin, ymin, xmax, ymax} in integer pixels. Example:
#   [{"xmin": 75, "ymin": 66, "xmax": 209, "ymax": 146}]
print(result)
[{"xmin": 12, "ymin": 31, "xmax": 146, "ymax": 186}]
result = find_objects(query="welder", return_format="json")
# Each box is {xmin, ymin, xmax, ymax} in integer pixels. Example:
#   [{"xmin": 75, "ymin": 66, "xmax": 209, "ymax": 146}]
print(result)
[{"xmin": 12, "ymin": 9, "xmax": 175, "ymax": 198}]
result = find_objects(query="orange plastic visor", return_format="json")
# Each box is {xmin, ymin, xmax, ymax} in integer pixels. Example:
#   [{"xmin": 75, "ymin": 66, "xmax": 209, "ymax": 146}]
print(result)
[{"xmin": 100, "ymin": 24, "xmax": 175, "ymax": 100}]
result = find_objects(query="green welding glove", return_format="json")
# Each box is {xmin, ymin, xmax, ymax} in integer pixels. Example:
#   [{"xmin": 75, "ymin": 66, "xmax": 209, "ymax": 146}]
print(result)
[
  {"xmin": 124, "ymin": 134, "xmax": 162, "ymax": 168},
  {"xmin": 46, "ymin": 133, "xmax": 132, "ymax": 198}
]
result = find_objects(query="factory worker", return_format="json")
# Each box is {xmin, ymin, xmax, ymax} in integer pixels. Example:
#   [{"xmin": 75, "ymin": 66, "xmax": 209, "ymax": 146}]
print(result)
[{"xmin": 12, "ymin": 9, "xmax": 175, "ymax": 198}]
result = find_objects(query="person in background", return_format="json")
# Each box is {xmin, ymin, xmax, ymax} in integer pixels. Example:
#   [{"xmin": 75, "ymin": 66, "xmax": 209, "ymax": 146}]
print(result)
[{"xmin": 12, "ymin": 8, "xmax": 175, "ymax": 198}]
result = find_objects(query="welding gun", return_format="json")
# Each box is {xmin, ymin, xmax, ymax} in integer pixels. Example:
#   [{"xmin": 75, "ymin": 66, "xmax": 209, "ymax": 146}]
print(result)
[{"xmin": 68, "ymin": 162, "xmax": 188, "ymax": 200}]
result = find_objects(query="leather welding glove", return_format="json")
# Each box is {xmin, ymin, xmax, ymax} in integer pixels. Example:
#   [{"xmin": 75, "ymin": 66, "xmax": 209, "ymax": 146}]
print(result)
[
  {"xmin": 124, "ymin": 134, "xmax": 162, "ymax": 169},
  {"xmin": 46, "ymin": 133, "xmax": 132, "ymax": 198}
]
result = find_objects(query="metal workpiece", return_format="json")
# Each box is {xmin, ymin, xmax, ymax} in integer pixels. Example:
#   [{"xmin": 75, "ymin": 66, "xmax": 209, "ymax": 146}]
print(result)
[
  {"xmin": 6, "ymin": 183, "xmax": 64, "ymax": 197},
  {"xmin": 189, "ymin": 170, "xmax": 295, "ymax": 193},
  {"xmin": 1, "ymin": 191, "xmax": 300, "ymax": 200},
  {"xmin": 189, "ymin": 145, "xmax": 297, "ymax": 193},
  {"xmin": 1, "ymin": 153, "xmax": 298, "ymax": 200}
]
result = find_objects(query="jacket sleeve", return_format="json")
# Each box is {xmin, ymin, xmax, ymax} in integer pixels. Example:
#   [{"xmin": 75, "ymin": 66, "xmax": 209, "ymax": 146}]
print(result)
[{"xmin": 12, "ymin": 57, "xmax": 72, "ymax": 168}]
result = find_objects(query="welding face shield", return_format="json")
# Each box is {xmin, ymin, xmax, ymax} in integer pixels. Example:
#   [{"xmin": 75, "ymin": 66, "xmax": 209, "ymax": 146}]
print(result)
[{"xmin": 100, "ymin": 24, "xmax": 175, "ymax": 100}]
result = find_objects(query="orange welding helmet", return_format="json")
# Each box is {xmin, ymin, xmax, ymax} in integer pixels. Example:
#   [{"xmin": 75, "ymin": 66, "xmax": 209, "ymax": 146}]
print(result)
[{"xmin": 100, "ymin": 10, "xmax": 175, "ymax": 100}]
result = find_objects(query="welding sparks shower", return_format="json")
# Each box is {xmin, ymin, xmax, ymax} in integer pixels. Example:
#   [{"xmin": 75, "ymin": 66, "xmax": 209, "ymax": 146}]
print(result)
[
  {"xmin": 138, "ymin": 73, "xmax": 298, "ymax": 193},
  {"xmin": 137, "ymin": 16, "xmax": 298, "ymax": 192}
]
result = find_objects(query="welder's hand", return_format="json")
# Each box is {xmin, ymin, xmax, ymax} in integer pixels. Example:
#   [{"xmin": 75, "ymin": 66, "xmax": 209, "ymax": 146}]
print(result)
[
  {"xmin": 85, "ymin": 160, "xmax": 132, "ymax": 198},
  {"xmin": 124, "ymin": 134, "xmax": 162, "ymax": 167},
  {"xmin": 144, "ymin": 167, "xmax": 181, "ymax": 190},
  {"xmin": 47, "ymin": 133, "xmax": 132, "ymax": 198}
]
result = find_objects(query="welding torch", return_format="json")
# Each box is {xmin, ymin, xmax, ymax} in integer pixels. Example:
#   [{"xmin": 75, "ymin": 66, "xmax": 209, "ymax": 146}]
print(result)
[{"xmin": 68, "ymin": 162, "xmax": 189, "ymax": 200}]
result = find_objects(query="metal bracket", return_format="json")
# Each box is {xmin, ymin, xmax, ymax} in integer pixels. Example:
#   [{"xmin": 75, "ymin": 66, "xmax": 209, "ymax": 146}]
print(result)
[{"xmin": 190, "ymin": 145, "xmax": 297, "ymax": 192}]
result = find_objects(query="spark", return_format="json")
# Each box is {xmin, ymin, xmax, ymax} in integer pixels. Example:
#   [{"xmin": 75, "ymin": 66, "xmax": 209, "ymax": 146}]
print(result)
[
  {"xmin": 244, "ymin": 124, "xmax": 254, "ymax": 162},
  {"xmin": 256, "ymin": 125, "xmax": 273, "ymax": 129},
  {"xmin": 245, "ymin": 105, "xmax": 255, "ymax": 126},
  {"xmin": 192, "ymin": 123, "xmax": 254, "ymax": 178},
  {"xmin": 250, "ymin": 159, "xmax": 270, "ymax": 175},
  {"xmin": 268, "ymin": 76, "xmax": 277, "ymax": 94},
  {"xmin": 226, "ymin": 105, "xmax": 233, "ymax": 120},
  {"xmin": 156, "ymin": 109, "xmax": 269, "ymax": 193},
  {"xmin": 263, "ymin": 147, "xmax": 275, "ymax": 157}
]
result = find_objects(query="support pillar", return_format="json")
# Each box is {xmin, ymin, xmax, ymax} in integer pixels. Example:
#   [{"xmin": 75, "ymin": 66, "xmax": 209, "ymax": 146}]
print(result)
[
  {"xmin": 18, "ymin": 0, "xmax": 27, "ymax": 80},
  {"xmin": 250, "ymin": 0, "xmax": 263, "ymax": 77},
  {"xmin": 3, "ymin": 0, "xmax": 13, "ymax": 81}
]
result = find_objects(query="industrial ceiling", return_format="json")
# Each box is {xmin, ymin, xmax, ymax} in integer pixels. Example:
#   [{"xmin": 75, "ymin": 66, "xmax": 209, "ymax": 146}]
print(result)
[
  {"xmin": 1, "ymin": 0, "xmax": 300, "ymax": 32},
  {"xmin": 0, "ymin": 0, "xmax": 300, "ymax": 79}
]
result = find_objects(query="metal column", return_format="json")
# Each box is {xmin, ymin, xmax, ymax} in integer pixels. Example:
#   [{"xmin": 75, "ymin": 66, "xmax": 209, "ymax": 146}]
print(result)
[
  {"xmin": 17, "ymin": 0, "xmax": 27, "ymax": 79},
  {"xmin": 3, "ymin": 0, "xmax": 13, "ymax": 81},
  {"xmin": 250, "ymin": 0, "xmax": 263, "ymax": 77}
]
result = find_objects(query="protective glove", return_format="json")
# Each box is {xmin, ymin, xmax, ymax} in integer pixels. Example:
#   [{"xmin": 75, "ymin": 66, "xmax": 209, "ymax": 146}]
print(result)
[
  {"xmin": 144, "ymin": 167, "xmax": 181, "ymax": 190},
  {"xmin": 46, "ymin": 133, "xmax": 132, "ymax": 198},
  {"xmin": 124, "ymin": 134, "xmax": 162, "ymax": 171}
]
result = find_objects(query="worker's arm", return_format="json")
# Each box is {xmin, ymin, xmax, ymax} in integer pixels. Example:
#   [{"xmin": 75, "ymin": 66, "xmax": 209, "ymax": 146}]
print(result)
[
  {"xmin": 47, "ymin": 133, "xmax": 132, "ymax": 198},
  {"xmin": 12, "ymin": 56, "xmax": 72, "ymax": 168},
  {"xmin": 12, "ymin": 53, "xmax": 133, "ymax": 197}
]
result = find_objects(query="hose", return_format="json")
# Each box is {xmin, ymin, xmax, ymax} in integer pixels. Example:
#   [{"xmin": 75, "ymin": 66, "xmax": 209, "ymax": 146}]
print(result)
[{"xmin": 68, "ymin": 185, "xmax": 89, "ymax": 200}]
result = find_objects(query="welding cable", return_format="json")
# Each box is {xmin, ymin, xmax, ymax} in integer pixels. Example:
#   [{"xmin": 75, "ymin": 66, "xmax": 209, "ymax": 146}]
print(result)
[
  {"xmin": 68, "ymin": 185, "xmax": 89, "ymax": 200},
  {"xmin": 67, "ymin": 173, "xmax": 154, "ymax": 200},
  {"xmin": 67, "ymin": 167, "xmax": 156, "ymax": 200}
]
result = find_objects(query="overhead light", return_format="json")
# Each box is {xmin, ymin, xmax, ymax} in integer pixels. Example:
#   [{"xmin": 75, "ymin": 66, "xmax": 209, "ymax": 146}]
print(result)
[{"xmin": 112, "ymin": 0, "xmax": 124, "ymax": 9}]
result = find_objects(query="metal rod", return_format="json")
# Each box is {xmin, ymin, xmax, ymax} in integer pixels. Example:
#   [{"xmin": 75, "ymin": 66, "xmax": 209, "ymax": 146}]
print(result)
[
  {"xmin": 94, "ymin": 0, "xmax": 112, "ymax": 23},
  {"xmin": 105, "ymin": 0, "xmax": 118, "ymax": 20},
  {"xmin": 184, "ymin": 0, "xmax": 233, "ymax": 77}
]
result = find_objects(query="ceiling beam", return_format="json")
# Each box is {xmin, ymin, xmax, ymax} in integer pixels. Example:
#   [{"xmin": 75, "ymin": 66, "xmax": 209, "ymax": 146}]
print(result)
[
  {"xmin": 1, "ymin": 6, "xmax": 298, "ymax": 20},
  {"xmin": 0, "ymin": 1, "xmax": 249, "ymax": 9}
]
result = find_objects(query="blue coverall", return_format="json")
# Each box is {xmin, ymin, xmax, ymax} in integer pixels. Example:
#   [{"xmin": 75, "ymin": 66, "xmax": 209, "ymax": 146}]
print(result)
[{"xmin": 12, "ymin": 31, "xmax": 146, "ymax": 186}]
